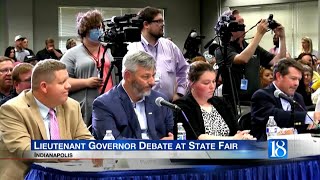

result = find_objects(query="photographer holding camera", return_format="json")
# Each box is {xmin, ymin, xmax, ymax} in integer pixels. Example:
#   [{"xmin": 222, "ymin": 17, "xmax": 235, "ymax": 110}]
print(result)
[{"xmin": 215, "ymin": 9, "xmax": 286, "ymax": 112}]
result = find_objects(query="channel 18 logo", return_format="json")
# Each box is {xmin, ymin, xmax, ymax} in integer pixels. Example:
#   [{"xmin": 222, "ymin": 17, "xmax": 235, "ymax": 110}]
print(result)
[{"xmin": 268, "ymin": 139, "xmax": 288, "ymax": 158}]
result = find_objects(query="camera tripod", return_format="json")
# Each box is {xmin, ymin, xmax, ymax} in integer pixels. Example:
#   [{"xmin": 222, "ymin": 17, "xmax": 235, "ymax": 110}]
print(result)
[
  {"xmin": 216, "ymin": 30, "xmax": 241, "ymax": 117},
  {"xmin": 100, "ymin": 42, "xmax": 128, "ymax": 95}
]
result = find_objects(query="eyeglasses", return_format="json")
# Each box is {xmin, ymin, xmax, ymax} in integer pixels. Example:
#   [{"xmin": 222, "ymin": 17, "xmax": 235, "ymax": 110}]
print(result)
[
  {"xmin": 0, "ymin": 68, "xmax": 13, "ymax": 74},
  {"xmin": 150, "ymin": 19, "xmax": 164, "ymax": 24}
]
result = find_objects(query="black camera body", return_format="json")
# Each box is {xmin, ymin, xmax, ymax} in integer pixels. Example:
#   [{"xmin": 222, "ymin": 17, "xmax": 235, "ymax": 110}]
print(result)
[
  {"xmin": 102, "ymin": 14, "xmax": 143, "ymax": 43},
  {"xmin": 214, "ymin": 14, "xmax": 245, "ymax": 42},
  {"xmin": 267, "ymin": 14, "xmax": 280, "ymax": 30}
]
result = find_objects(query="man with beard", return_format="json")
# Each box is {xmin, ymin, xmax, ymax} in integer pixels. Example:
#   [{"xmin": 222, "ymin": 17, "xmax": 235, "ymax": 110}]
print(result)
[
  {"xmin": 127, "ymin": 6, "xmax": 189, "ymax": 101},
  {"xmin": 92, "ymin": 51, "xmax": 174, "ymax": 140}
]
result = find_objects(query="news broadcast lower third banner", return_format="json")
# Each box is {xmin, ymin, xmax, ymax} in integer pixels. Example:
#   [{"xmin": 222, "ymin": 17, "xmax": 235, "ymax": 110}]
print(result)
[{"xmin": 21, "ymin": 140, "xmax": 289, "ymax": 159}]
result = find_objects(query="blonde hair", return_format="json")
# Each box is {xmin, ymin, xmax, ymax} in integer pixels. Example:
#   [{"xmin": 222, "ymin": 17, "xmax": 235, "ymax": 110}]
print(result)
[{"xmin": 301, "ymin": 36, "xmax": 313, "ymax": 54}]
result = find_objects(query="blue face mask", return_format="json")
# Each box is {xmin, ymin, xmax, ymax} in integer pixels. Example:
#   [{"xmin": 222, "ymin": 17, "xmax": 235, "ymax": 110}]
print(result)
[{"xmin": 89, "ymin": 28, "xmax": 102, "ymax": 42}]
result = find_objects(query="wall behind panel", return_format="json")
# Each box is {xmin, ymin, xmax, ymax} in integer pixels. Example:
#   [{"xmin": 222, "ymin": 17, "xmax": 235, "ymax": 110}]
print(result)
[{"xmin": 1, "ymin": 0, "xmax": 200, "ymax": 55}]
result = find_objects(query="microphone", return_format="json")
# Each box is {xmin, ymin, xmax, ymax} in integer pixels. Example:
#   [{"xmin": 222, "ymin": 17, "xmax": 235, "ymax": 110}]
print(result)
[
  {"xmin": 274, "ymin": 89, "xmax": 320, "ymax": 128},
  {"xmin": 155, "ymin": 97, "xmax": 181, "ymax": 111},
  {"xmin": 190, "ymin": 32, "xmax": 197, "ymax": 38},
  {"xmin": 274, "ymin": 89, "xmax": 298, "ymax": 105}
]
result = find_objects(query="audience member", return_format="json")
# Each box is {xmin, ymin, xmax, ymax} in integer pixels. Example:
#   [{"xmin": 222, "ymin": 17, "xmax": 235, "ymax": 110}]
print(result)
[
  {"xmin": 14, "ymin": 35, "xmax": 30, "ymax": 62},
  {"xmin": 4, "ymin": 46, "xmax": 17, "ymax": 62},
  {"xmin": 296, "ymin": 64, "xmax": 314, "ymax": 106},
  {"xmin": 21, "ymin": 37, "xmax": 35, "ymax": 55},
  {"xmin": 0, "ymin": 56, "xmax": 14, "ymax": 101},
  {"xmin": 251, "ymin": 59, "xmax": 313, "ymax": 141},
  {"xmin": 214, "ymin": 9, "xmax": 286, "ymax": 112},
  {"xmin": 0, "ymin": 63, "xmax": 33, "ymax": 105},
  {"xmin": 259, "ymin": 67, "xmax": 273, "ymax": 88},
  {"xmin": 36, "ymin": 38, "xmax": 63, "ymax": 60},
  {"xmin": 92, "ymin": 51, "xmax": 173, "ymax": 140},
  {"xmin": 0, "ymin": 59, "xmax": 94, "ymax": 179},
  {"xmin": 300, "ymin": 36, "xmax": 319, "ymax": 59},
  {"xmin": 66, "ymin": 38, "xmax": 77, "ymax": 50},
  {"xmin": 269, "ymin": 34, "xmax": 291, "ymax": 58},
  {"xmin": 173, "ymin": 61, "xmax": 254, "ymax": 140},
  {"xmin": 127, "ymin": 6, "xmax": 189, "ymax": 101},
  {"xmin": 61, "ymin": 9, "xmax": 114, "ymax": 126}
]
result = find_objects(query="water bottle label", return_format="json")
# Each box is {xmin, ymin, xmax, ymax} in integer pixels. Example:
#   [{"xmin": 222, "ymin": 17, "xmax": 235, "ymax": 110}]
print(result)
[
  {"xmin": 266, "ymin": 127, "xmax": 278, "ymax": 136},
  {"xmin": 177, "ymin": 134, "xmax": 186, "ymax": 140}
]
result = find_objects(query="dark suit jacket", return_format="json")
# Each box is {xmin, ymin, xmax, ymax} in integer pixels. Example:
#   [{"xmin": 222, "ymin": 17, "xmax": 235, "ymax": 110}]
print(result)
[
  {"xmin": 92, "ymin": 84, "xmax": 174, "ymax": 140},
  {"xmin": 173, "ymin": 93, "xmax": 240, "ymax": 140},
  {"xmin": 251, "ymin": 84, "xmax": 307, "ymax": 141}
]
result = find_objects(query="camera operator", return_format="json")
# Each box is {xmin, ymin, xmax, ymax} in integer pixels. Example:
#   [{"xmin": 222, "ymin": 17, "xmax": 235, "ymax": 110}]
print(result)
[
  {"xmin": 214, "ymin": 9, "xmax": 286, "ymax": 111},
  {"xmin": 127, "ymin": 6, "xmax": 189, "ymax": 101},
  {"xmin": 60, "ymin": 9, "xmax": 114, "ymax": 126}
]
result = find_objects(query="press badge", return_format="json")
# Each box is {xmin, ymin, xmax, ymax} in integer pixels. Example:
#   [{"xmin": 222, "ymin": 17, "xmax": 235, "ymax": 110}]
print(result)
[
  {"xmin": 155, "ymin": 71, "xmax": 161, "ymax": 81},
  {"xmin": 240, "ymin": 76, "xmax": 248, "ymax": 90}
]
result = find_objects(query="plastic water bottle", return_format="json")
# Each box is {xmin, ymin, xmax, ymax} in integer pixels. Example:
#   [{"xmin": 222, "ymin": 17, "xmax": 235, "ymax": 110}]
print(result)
[
  {"xmin": 103, "ymin": 130, "xmax": 117, "ymax": 170},
  {"xmin": 177, "ymin": 123, "xmax": 186, "ymax": 140},
  {"xmin": 266, "ymin": 116, "xmax": 279, "ymax": 138}
]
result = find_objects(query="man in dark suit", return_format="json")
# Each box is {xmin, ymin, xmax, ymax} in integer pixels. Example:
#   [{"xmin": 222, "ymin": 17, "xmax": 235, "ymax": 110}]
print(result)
[
  {"xmin": 92, "ymin": 51, "xmax": 174, "ymax": 140},
  {"xmin": 251, "ymin": 59, "xmax": 314, "ymax": 141}
]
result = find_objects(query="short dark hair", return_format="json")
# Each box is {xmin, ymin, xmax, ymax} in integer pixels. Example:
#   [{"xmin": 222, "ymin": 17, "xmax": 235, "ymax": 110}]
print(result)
[
  {"xmin": 273, "ymin": 58, "xmax": 303, "ymax": 79},
  {"xmin": 137, "ymin": 6, "xmax": 162, "ymax": 30},
  {"xmin": 188, "ymin": 61, "xmax": 215, "ymax": 82}
]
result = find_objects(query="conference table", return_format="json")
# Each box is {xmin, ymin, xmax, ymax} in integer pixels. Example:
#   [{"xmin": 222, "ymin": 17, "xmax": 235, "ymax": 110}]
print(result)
[{"xmin": 25, "ymin": 135, "xmax": 320, "ymax": 180}]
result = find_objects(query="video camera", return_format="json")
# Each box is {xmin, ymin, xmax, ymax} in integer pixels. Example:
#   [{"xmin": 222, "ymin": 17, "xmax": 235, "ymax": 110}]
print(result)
[
  {"xmin": 267, "ymin": 14, "xmax": 280, "ymax": 30},
  {"xmin": 183, "ymin": 29, "xmax": 205, "ymax": 60},
  {"xmin": 215, "ymin": 15, "xmax": 245, "ymax": 36},
  {"xmin": 101, "ymin": 14, "xmax": 143, "ymax": 44}
]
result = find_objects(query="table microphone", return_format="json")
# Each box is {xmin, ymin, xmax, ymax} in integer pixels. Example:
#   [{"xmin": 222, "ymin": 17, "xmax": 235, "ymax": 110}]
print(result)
[
  {"xmin": 155, "ymin": 97, "xmax": 181, "ymax": 111},
  {"xmin": 274, "ymin": 90, "xmax": 298, "ymax": 104},
  {"xmin": 274, "ymin": 90, "xmax": 320, "ymax": 129},
  {"xmin": 155, "ymin": 97, "xmax": 199, "ymax": 139}
]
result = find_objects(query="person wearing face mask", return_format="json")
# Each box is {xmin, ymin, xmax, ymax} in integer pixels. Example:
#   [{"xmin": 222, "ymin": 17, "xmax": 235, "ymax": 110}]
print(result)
[{"xmin": 60, "ymin": 9, "xmax": 114, "ymax": 126}]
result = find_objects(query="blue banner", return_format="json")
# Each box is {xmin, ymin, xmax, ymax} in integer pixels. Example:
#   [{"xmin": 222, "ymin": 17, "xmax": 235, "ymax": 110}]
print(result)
[{"xmin": 31, "ymin": 140, "xmax": 264, "ymax": 151}]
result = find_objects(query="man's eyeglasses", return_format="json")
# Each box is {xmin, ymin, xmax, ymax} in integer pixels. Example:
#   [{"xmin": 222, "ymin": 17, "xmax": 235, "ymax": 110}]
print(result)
[
  {"xmin": 0, "ymin": 68, "xmax": 13, "ymax": 74},
  {"xmin": 150, "ymin": 19, "xmax": 164, "ymax": 24}
]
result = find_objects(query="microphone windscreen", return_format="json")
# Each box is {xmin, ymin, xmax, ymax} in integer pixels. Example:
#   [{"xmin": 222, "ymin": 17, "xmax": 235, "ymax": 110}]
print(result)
[
  {"xmin": 274, "ymin": 89, "xmax": 282, "ymax": 98},
  {"xmin": 190, "ymin": 32, "xmax": 197, "ymax": 38},
  {"xmin": 155, "ymin": 97, "xmax": 164, "ymax": 107}
]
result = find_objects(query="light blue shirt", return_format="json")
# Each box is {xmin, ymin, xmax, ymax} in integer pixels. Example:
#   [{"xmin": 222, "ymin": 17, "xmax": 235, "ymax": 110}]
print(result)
[
  {"xmin": 33, "ymin": 96, "xmax": 56, "ymax": 139},
  {"xmin": 127, "ymin": 36, "xmax": 189, "ymax": 100},
  {"xmin": 121, "ymin": 83, "xmax": 149, "ymax": 139}
]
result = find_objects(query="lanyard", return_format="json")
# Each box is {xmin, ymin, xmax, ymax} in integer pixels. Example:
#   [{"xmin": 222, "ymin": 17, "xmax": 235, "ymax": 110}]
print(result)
[
  {"xmin": 141, "ymin": 41, "xmax": 158, "ymax": 61},
  {"xmin": 83, "ymin": 44, "xmax": 101, "ymax": 69}
]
